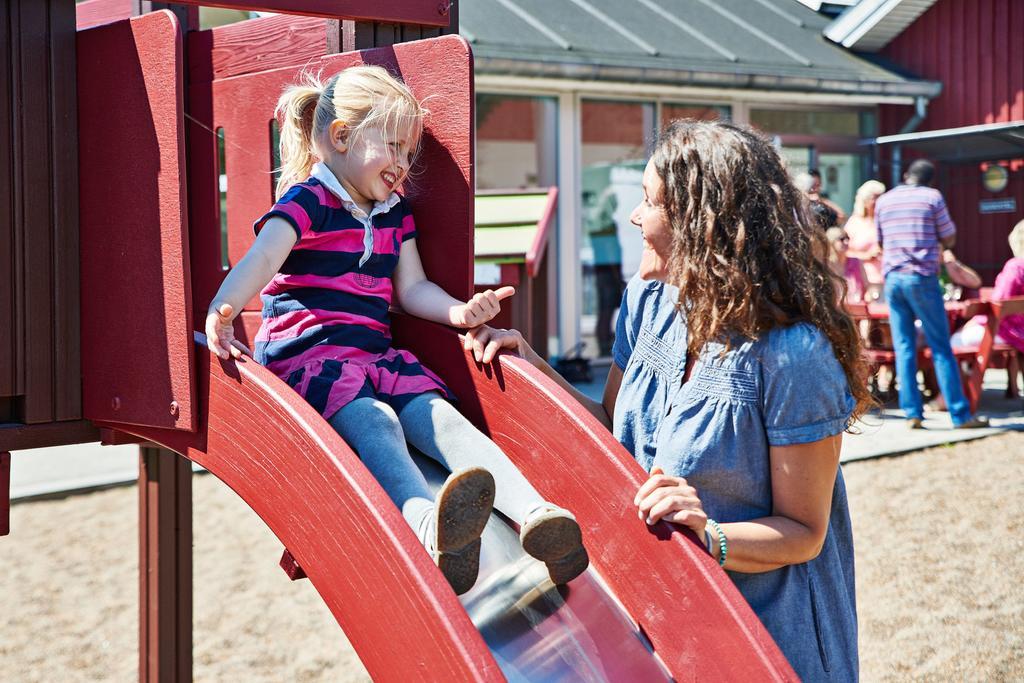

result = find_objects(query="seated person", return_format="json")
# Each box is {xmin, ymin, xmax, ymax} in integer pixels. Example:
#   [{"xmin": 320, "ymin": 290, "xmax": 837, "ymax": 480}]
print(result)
[
  {"xmin": 825, "ymin": 226, "xmax": 867, "ymax": 303},
  {"xmin": 947, "ymin": 220, "xmax": 1024, "ymax": 398}
]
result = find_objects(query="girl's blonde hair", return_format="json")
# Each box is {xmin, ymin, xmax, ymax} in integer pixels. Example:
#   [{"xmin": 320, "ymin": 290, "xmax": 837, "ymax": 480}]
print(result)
[
  {"xmin": 1009, "ymin": 219, "xmax": 1024, "ymax": 258},
  {"xmin": 274, "ymin": 65, "xmax": 426, "ymax": 199},
  {"xmin": 851, "ymin": 179, "xmax": 886, "ymax": 218}
]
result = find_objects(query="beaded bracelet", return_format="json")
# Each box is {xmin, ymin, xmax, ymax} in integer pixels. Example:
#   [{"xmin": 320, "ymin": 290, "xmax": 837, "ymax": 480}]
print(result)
[{"xmin": 706, "ymin": 518, "xmax": 728, "ymax": 567}]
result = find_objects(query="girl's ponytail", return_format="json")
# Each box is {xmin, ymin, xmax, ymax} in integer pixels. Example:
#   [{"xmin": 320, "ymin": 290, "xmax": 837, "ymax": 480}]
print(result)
[{"xmin": 275, "ymin": 82, "xmax": 325, "ymax": 199}]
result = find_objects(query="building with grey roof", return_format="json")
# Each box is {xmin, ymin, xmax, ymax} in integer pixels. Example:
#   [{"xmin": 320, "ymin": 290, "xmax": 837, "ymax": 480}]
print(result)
[{"xmin": 462, "ymin": 0, "xmax": 938, "ymax": 357}]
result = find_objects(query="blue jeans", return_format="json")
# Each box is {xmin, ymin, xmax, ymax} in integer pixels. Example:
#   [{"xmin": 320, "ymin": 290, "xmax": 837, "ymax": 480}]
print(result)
[{"xmin": 884, "ymin": 272, "xmax": 972, "ymax": 424}]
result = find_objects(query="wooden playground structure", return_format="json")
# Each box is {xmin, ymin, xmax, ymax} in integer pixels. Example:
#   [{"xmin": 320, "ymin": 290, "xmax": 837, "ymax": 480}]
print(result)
[{"xmin": 2, "ymin": 1, "xmax": 797, "ymax": 680}]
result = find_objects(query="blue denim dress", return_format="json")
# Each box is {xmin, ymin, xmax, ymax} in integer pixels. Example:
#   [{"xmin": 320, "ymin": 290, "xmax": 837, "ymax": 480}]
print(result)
[{"xmin": 613, "ymin": 276, "xmax": 859, "ymax": 682}]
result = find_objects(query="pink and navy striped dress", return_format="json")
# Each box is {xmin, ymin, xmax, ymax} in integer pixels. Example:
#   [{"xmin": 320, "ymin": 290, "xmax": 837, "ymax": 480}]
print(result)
[{"xmin": 253, "ymin": 164, "xmax": 452, "ymax": 420}]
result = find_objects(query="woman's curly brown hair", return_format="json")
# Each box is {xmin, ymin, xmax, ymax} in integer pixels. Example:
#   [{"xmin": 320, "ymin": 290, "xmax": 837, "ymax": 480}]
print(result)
[{"xmin": 651, "ymin": 119, "xmax": 872, "ymax": 423}]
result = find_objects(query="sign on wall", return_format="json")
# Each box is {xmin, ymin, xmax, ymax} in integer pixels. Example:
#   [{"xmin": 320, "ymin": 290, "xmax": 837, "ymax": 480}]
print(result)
[{"xmin": 979, "ymin": 198, "xmax": 1017, "ymax": 214}]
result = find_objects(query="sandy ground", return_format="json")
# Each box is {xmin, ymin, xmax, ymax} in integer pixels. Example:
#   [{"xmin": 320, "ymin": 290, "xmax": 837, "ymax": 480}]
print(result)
[{"xmin": 2, "ymin": 432, "xmax": 1023, "ymax": 681}]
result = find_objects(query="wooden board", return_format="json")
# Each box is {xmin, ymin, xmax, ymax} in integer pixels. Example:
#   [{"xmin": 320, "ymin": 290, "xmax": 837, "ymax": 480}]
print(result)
[
  {"xmin": 1, "ymin": 452, "xmax": 9, "ymax": 536},
  {"xmin": 176, "ymin": 0, "xmax": 450, "ymax": 26},
  {"xmin": 475, "ymin": 189, "xmax": 556, "ymax": 278},
  {"xmin": 78, "ymin": 11, "xmax": 196, "ymax": 431},
  {"xmin": 98, "ymin": 336, "xmax": 501, "ymax": 681}
]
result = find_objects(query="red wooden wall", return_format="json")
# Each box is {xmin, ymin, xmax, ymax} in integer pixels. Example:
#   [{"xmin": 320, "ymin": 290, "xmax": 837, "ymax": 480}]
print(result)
[
  {"xmin": 879, "ymin": 0, "xmax": 1024, "ymax": 282},
  {"xmin": 0, "ymin": 0, "xmax": 81, "ymax": 435}
]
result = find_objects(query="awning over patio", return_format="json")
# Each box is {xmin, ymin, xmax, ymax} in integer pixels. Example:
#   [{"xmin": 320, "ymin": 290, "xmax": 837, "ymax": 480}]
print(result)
[{"xmin": 871, "ymin": 121, "xmax": 1024, "ymax": 163}]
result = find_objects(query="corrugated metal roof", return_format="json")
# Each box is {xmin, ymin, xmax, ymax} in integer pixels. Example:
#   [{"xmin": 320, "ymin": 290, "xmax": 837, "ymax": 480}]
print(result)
[
  {"xmin": 824, "ymin": 0, "xmax": 939, "ymax": 52},
  {"xmin": 461, "ymin": 0, "xmax": 938, "ymax": 97}
]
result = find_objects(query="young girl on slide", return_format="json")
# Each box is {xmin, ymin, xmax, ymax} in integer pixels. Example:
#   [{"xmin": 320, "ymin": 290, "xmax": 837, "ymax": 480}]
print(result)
[{"xmin": 204, "ymin": 66, "xmax": 588, "ymax": 595}]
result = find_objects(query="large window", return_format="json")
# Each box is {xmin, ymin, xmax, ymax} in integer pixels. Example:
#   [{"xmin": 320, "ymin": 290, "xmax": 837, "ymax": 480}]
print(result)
[
  {"xmin": 476, "ymin": 94, "xmax": 557, "ymax": 190},
  {"xmin": 579, "ymin": 100, "xmax": 654, "ymax": 358},
  {"xmin": 576, "ymin": 100, "xmax": 728, "ymax": 358},
  {"xmin": 750, "ymin": 108, "xmax": 878, "ymax": 217}
]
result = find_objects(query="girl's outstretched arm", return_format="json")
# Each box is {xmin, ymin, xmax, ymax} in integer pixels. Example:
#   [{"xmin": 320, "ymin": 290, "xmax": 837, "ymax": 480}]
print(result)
[
  {"xmin": 393, "ymin": 237, "xmax": 514, "ymax": 327},
  {"xmin": 205, "ymin": 217, "xmax": 297, "ymax": 359}
]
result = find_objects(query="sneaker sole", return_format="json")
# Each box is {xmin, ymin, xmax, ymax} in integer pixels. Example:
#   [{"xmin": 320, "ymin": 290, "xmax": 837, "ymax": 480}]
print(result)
[
  {"xmin": 434, "ymin": 467, "xmax": 495, "ymax": 595},
  {"xmin": 520, "ymin": 512, "xmax": 589, "ymax": 585}
]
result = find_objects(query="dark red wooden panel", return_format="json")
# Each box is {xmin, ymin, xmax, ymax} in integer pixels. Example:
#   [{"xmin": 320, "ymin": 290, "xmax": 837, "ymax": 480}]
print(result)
[
  {"xmin": 18, "ymin": 0, "xmax": 55, "ymax": 424},
  {"xmin": 98, "ymin": 336, "xmax": 501, "ymax": 681},
  {"xmin": 0, "ymin": 3, "xmax": 13, "ymax": 400},
  {"xmin": 1, "ymin": 452, "xmax": 9, "ymax": 536},
  {"xmin": 392, "ymin": 316, "xmax": 798, "ymax": 681},
  {"xmin": 0, "ymin": 420, "xmax": 100, "ymax": 452},
  {"xmin": 169, "ymin": 0, "xmax": 450, "ymax": 26},
  {"xmin": 78, "ymin": 12, "xmax": 196, "ymax": 431},
  {"xmin": 51, "ymin": 0, "xmax": 81, "ymax": 421},
  {"xmin": 188, "ymin": 34, "xmax": 474, "ymax": 332},
  {"xmin": 139, "ymin": 446, "xmax": 192, "ymax": 682}
]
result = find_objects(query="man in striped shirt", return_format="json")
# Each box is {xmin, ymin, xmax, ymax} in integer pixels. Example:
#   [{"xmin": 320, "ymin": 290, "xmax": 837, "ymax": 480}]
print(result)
[{"xmin": 876, "ymin": 159, "xmax": 988, "ymax": 429}]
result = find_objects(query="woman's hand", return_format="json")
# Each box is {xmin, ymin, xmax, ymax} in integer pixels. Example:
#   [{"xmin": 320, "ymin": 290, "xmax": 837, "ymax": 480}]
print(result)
[
  {"xmin": 449, "ymin": 287, "xmax": 515, "ymax": 328},
  {"xmin": 634, "ymin": 466, "xmax": 707, "ymax": 538},
  {"xmin": 462, "ymin": 324, "xmax": 529, "ymax": 364},
  {"xmin": 205, "ymin": 302, "xmax": 252, "ymax": 360}
]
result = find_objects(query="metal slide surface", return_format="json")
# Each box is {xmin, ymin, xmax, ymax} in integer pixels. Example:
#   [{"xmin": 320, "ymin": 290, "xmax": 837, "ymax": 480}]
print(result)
[{"xmin": 414, "ymin": 455, "xmax": 671, "ymax": 681}]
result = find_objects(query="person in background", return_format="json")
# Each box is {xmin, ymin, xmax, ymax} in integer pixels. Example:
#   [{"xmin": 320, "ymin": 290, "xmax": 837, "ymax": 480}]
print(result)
[
  {"xmin": 949, "ymin": 218, "xmax": 1024, "ymax": 396},
  {"xmin": 875, "ymin": 158, "xmax": 988, "ymax": 429},
  {"xmin": 844, "ymin": 180, "xmax": 886, "ymax": 301},
  {"xmin": 795, "ymin": 169, "xmax": 847, "ymax": 225},
  {"xmin": 585, "ymin": 189, "xmax": 625, "ymax": 357},
  {"xmin": 809, "ymin": 199, "xmax": 838, "ymax": 232},
  {"xmin": 826, "ymin": 227, "xmax": 867, "ymax": 303}
]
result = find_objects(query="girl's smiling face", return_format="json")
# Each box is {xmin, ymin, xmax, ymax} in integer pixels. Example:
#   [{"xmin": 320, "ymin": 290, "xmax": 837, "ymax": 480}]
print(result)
[
  {"xmin": 630, "ymin": 160, "xmax": 674, "ymax": 282},
  {"xmin": 328, "ymin": 120, "xmax": 419, "ymax": 212}
]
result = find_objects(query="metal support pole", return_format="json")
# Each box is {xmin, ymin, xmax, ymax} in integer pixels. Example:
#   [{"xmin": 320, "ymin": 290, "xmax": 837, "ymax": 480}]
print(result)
[
  {"xmin": 892, "ymin": 144, "xmax": 902, "ymax": 188},
  {"xmin": 139, "ymin": 446, "xmax": 193, "ymax": 683}
]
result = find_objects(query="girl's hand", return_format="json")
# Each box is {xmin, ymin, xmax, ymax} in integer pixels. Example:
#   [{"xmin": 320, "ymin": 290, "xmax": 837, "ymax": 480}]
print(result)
[
  {"xmin": 463, "ymin": 325, "xmax": 528, "ymax": 364},
  {"xmin": 449, "ymin": 287, "xmax": 515, "ymax": 328},
  {"xmin": 205, "ymin": 303, "xmax": 252, "ymax": 360},
  {"xmin": 634, "ymin": 466, "xmax": 707, "ymax": 537}
]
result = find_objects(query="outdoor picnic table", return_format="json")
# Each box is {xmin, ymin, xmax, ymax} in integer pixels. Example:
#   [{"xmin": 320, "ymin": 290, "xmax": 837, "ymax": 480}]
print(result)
[{"xmin": 861, "ymin": 299, "xmax": 987, "ymax": 328}]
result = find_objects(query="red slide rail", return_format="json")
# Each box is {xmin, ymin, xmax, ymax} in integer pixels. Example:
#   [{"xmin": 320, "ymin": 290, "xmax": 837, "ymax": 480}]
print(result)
[{"xmin": 98, "ymin": 334, "xmax": 502, "ymax": 681}]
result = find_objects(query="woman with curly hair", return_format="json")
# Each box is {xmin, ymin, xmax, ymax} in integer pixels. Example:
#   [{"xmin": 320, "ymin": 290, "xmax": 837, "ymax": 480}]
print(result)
[{"xmin": 469, "ymin": 119, "xmax": 870, "ymax": 681}]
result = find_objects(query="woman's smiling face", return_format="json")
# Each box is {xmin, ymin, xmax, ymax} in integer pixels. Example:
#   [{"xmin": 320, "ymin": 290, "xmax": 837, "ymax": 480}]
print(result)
[{"xmin": 629, "ymin": 160, "xmax": 674, "ymax": 282}]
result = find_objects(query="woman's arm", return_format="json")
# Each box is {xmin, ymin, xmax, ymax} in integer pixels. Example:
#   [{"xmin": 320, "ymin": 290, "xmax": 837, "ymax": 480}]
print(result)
[
  {"xmin": 463, "ymin": 325, "xmax": 621, "ymax": 428},
  {"xmin": 943, "ymin": 249, "xmax": 982, "ymax": 290},
  {"xmin": 393, "ymin": 237, "xmax": 513, "ymax": 327},
  {"xmin": 635, "ymin": 434, "xmax": 842, "ymax": 572},
  {"xmin": 205, "ymin": 217, "xmax": 297, "ymax": 359}
]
